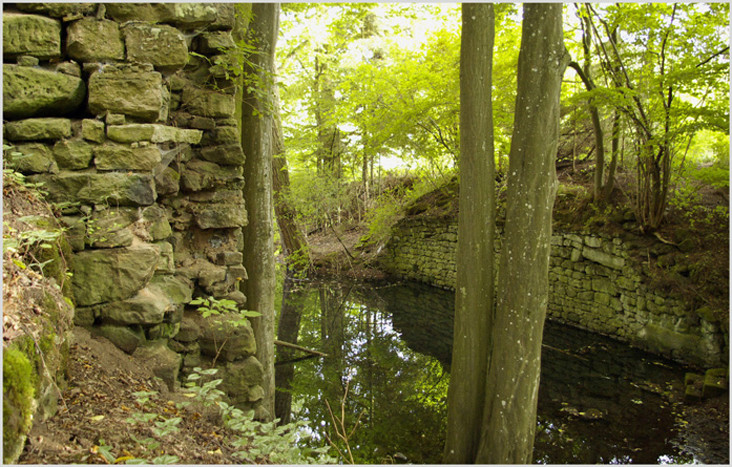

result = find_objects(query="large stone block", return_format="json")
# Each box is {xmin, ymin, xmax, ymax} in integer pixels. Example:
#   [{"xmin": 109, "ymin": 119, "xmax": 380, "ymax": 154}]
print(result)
[
  {"xmin": 28, "ymin": 172, "xmax": 156, "ymax": 206},
  {"xmin": 94, "ymin": 143, "xmax": 162, "ymax": 171},
  {"xmin": 84, "ymin": 208, "xmax": 140, "ymax": 249},
  {"xmin": 155, "ymin": 167, "xmax": 181, "ymax": 196},
  {"xmin": 200, "ymin": 144, "xmax": 245, "ymax": 166},
  {"xmin": 81, "ymin": 119, "xmax": 105, "ymax": 143},
  {"xmin": 123, "ymin": 23, "xmax": 189, "ymax": 71},
  {"xmin": 71, "ymin": 243, "xmax": 159, "ymax": 306},
  {"xmin": 66, "ymin": 17, "xmax": 125, "ymax": 62},
  {"xmin": 3, "ymin": 13, "xmax": 61, "ymax": 59},
  {"xmin": 4, "ymin": 143, "xmax": 58, "ymax": 174},
  {"xmin": 181, "ymin": 86, "xmax": 235, "ymax": 118},
  {"xmin": 199, "ymin": 313, "xmax": 256, "ymax": 362},
  {"xmin": 106, "ymin": 124, "xmax": 202, "ymax": 144},
  {"xmin": 105, "ymin": 3, "xmax": 162, "ymax": 22},
  {"xmin": 3, "ymin": 64, "xmax": 85, "ymax": 119},
  {"xmin": 180, "ymin": 159, "xmax": 243, "ymax": 192},
  {"xmin": 159, "ymin": 3, "xmax": 218, "ymax": 28},
  {"xmin": 88, "ymin": 66, "xmax": 164, "ymax": 121},
  {"xmin": 133, "ymin": 341, "xmax": 183, "ymax": 392},
  {"xmin": 92, "ymin": 325, "xmax": 143, "ymax": 354},
  {"xmin": 581, "ymin": 247, "xmax": 625, "ymax": 270},
  {"xmin": 207, "ymin": 126, "xmax": 240, "ymax": 144},
  {"xmin": 149, "ymin": 275, "xmax": 193, "ymax": 306},
  {"xmin": 105, "ymin": 3, "xmax": 222, "ymax": 28},
  {"xmin": 15, "ymin": 3, "xmax": 95, "ymax": 18},
  {"xmin": 98, "ymin": 284, "xmax": 176, "ymax": 325},
  {"xmin": 220, "ymin": 356, "xmax": 264, "ymax": 398},
  {"xmin": 193, "ymin": 203, "xmax": 247, "ymax": 229},
  {"xmin": 4, "ymin": 118, "xmax": 71, "ymax": 141},
  {"xmin": 52, "ymin": 139, "xmax": 94, "ymax": 170},
  {"xmin": 196, "ymin": 31, "xmax": 235, "ymax": 54},
  {"xmin": 209, "ymin": 4, "xmax": 236, "ymax": 30}
]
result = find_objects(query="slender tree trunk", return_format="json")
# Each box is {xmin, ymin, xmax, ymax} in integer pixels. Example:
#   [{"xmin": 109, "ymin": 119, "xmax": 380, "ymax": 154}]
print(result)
[
  {"xmin": 476, "ymin": 4, "xmax": 568, "ymax": 463},
  {"xmin": 274, "ymin": 275, "xmax": 306, "ymax": 424},
  {"xmin": 271, "ymin": 78, "xmax": 310, "ymax": 273},
  {"xmin": 604, "ymin": 110, "xmax": 621, "ymax": 199},
  {"xmin": 240, "ymin": 2, "xmax": 279, "ymax": 421},
  {"xmin": 443, "ymin": 4, "xmax": 495, "ymax": 463}
]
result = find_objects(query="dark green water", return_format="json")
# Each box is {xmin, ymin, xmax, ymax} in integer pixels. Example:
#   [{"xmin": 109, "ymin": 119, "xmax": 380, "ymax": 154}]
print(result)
[{"xmin": 274, "ymin": 277, "xmax": 702, "ymax": 464}]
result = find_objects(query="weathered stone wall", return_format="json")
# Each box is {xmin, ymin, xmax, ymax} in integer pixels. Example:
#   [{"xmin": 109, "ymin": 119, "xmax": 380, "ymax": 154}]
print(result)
[
  {"xmin": 378, "ymin": 216, "xmax": 727, "ymax": 368},
  {"xmin": 3, "ymin": 3, "xmax": 265, "ymax": 417}
]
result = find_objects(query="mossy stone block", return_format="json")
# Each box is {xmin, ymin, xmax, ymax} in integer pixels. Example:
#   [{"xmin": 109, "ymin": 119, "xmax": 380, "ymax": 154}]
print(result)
[
  {"xmin": 149, "ymin": 275, "xmax": 193, "ymax": 306},
  {"xmin": 29, "ymin": 172, "xmax": 156, "ymax": 206},
  {"xmin": 122, "ymin": 23, "xmax": 189, "ymax": 71},
  {"xmin": 97, "ymin": 284, "xmax": 174, "ymax": 325},
  {"xmin": 3, "ymin": 64, "xmax": 85, "ymax": 119},
  {"xmin": 155, "ymin": 167, "xmax": 180, "ymax": 196},
  {"xmin": 71, "ymin": 243, "xmax": 159, "ymax": 306},
  {"xmin": 3, "ymin": 12, "xmax": 61, "ymax": 59},
  {"xmin": 94, "ymin": 143, "xmax": 162, "ymax": 171},
  {"xmin": 703, "ymin": 368, "xmax": 728, "ymax": 398},
  {"xmin": 200, "ymin": 144, "xmax": 245, "ymax": 166},
  {"xmin": 180, "ymin": 160, "xmax": 243, "ymax": 191},
  {"xmin": 5, "ymin": 143, "xmax": 58, "ymax": 174},
  {"xmin": 81, "ymin": 119, "xmax": 105, "ymax": 143},
  {"xmin": 15, "ymin": 3, "xmax": 94, "ymax": 18},
  {"xmin": 66, "ymin": 17, "xmax": 124, "ymax": 62},
  {"xmin": 5, "ymin": 118, "xmax": 71, "ymax": 141},
  {"xmin": 176, "ymin": 315, "xmax": 201, "ymax": 343},
  {"xmin": 181, "ymin": 86, "xmax": 235, "ymax": 118},
  {"xmin": 196, "ymin": 31, "xmax": 235, "ymax": 54},
  {"xmin": 88, "ymin": 67, "xmax": 163, "ymax": 121},
  {"xmin": 199, "ymin": 314, "xmax": 256, "ymax": 362},
  {"xmin": 193, "ymin": 202, "xmax": 247, "ymax": 229},
  {"xmin": 53, "ymin": 139, "xmax": 94, "ymax": 170},
  {"xmin": 134, "ymin": 341, "xmax": 183, "ymax": 392},
  {"xmin": 92, "ymin": 325, "xmax": 143, "ymax": 354}
]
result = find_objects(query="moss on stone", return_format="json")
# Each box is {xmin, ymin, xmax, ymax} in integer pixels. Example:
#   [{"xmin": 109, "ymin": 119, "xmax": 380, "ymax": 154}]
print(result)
[{"xmin": 3, "ymin": 346, "xmax": 37, "ymax": 464}]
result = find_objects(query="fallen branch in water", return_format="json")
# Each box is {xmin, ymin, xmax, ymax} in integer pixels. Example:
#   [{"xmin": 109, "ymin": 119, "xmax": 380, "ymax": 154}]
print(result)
[{"xmin": 274, "ymin": 339, "xmax": 328, "ymax": 357}]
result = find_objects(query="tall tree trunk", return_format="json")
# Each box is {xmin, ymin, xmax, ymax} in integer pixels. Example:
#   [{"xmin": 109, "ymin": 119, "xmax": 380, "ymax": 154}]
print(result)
[
  {"xmin": 476, "ymin": 4, "xmax": 568, "ymax": 463},
  {"xmin": 271, "ymin": 78, "xmax": 311, "ymax": 273},
  {"xmin": 240, "ymin": 2, "xmax": 279, "ymax": 421},
  {"xmin": 604, "ymin": 109, "xmax": 621, "ymax": 199},
  {"xmin": 443, "ymin": 4, "xmax": 495, "ymax": 464},
  {"xmin": 274, "ymin": 275, "xmax": 307, "ymax": 424},
  {"xmin": 313, "ymin": 52, "xmax": 342, "ymax": 180}
]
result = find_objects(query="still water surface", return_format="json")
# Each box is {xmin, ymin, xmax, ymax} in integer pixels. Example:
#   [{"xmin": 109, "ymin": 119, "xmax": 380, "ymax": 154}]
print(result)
[{"xmin": 274, "ymin": 277, "xmax": 699, "ymax": 464}]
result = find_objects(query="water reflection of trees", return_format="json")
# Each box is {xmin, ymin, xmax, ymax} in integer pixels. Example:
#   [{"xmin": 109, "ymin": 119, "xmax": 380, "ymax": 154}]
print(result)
[
  {"xmin": 276, "ymin": 279, "xmax": 447, "ymax": 463},
  {"xmin": 275, "ymin": 277, "xmax": 691, "ymax": 464}
]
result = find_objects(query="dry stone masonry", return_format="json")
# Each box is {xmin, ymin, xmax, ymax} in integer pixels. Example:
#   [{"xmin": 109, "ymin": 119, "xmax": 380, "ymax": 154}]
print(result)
[
  {"xmin": 379, "ymin": 217, "xmax": 727, "ymax": 368},
  {"xmin": 3, "ymin": 3, "xmax": 266, "ymax": 417}
]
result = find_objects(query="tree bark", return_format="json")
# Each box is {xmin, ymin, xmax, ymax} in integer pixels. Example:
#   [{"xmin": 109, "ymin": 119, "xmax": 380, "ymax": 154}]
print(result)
[
  {"xmin": 476, "ymin": 4, "xmax": 568, "ymax": 463},
  {"xmin": 271, "ymin": 79, "xmax": 311, "ymax": 273},
  {"xmin": 274, "ymin": 275, "xmax": 307, "ymax": 424},
  {"xmin": 443, "ymin": 4, "xmax": 495, "ymax": 464},
  {"xmin": 240, "ymin": 2, "xmax": 279, "ymax": 421}
]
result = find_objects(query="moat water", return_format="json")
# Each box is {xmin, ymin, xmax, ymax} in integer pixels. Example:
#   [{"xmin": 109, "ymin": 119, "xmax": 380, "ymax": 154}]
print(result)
[{"xmin": 274, "ymin": 276, "xmax": 715, "ymax": 464}]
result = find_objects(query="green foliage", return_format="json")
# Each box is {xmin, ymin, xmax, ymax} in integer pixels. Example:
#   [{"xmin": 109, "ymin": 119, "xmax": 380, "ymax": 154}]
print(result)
[
  {"xmin": 183, "ymin": 367, "xmax": 337, "ymax": 464},
  {"xmin": 287, "ymin": 172, "xmax": 356, "ymax": 231},
  {"xmin": 360, "ymin": 175, "xmax": 441, "ymax": 248},
  {"xmin": 184, "ymin": 367, "xmax": 225, "ymax": 408},
  {"xmin": 3, "ymin": 167, "xmax": 73, "ymax": 293},
  {"xmin": 690, "ymin": 166, "xmax": 729, "ymax": 189},
  {"xmin": 190, "ymin": 296, "xmax": 261, "ymax": 321}
]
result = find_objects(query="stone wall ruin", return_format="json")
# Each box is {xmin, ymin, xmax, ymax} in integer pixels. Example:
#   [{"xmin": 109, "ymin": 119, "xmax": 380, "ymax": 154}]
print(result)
[
  {"xmin": 3, "ymin": 3, "xmax": 267, "ymax": 417},
  {"xmin": 378, "ymin": 216, "xmax": 727, "ymax": 368}
]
